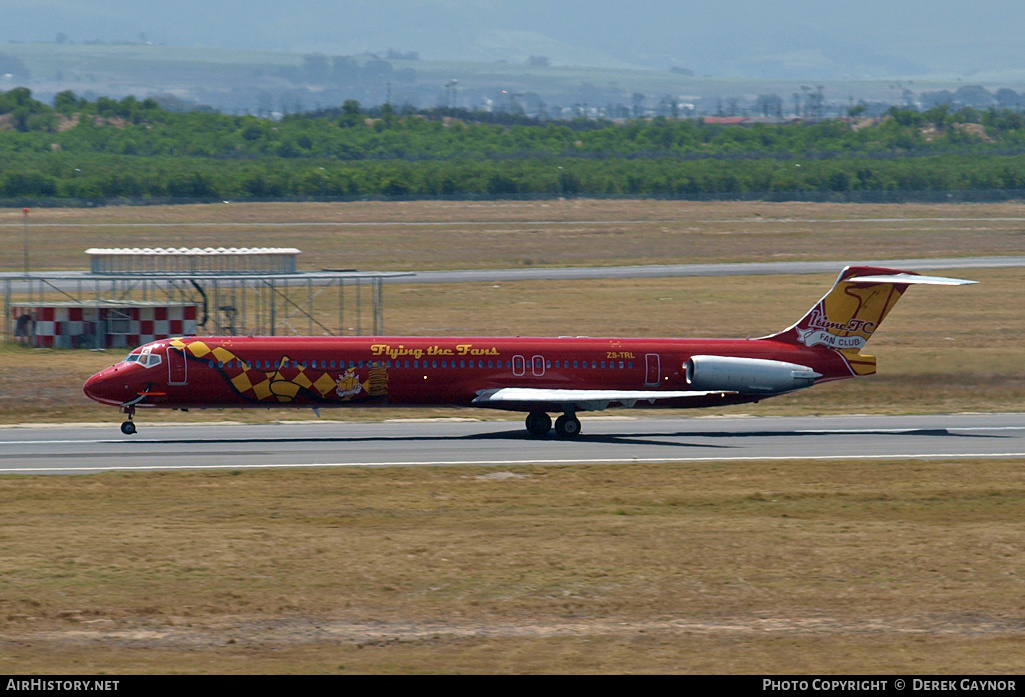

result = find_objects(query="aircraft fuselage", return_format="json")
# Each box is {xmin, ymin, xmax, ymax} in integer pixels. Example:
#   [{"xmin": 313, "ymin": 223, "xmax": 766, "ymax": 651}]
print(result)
[
  {"xmin": 83, "ymin": 334, "xmax": 850, "ymax": 412},
  {"xmin": 82, "ymin": 266, "xmax": 976, "ymax": 436}
]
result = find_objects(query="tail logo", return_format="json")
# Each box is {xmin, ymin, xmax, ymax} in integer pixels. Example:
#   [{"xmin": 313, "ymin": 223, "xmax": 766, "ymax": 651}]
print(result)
[{"xmin": 796, "ymin": 305, "xmax": 877, "ymax": 350}]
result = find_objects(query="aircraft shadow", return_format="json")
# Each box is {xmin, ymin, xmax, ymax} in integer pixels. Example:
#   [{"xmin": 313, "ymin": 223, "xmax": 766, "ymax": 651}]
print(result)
[
  {"xmin": 110, "ymin": 426, "xmax": 1005, "ymax": 450},
  {"xmin": 659, "ymin": 428, "xmax": 1004, "ymax": 440},
  {"xmin": 112, "ymin": 431, "xmax": 718, "ymax": 449}
]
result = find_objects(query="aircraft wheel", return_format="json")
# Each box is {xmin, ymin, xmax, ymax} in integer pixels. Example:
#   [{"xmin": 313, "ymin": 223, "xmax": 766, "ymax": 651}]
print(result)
[
  {"xmin": 554, "ymin": 414, "xmax": 581, "ymax": 438},
  {"xmin": 525, "ymin": 411, "xmax": 552, "ymax": 436},
  {"xmin": 120, "ymin": 421, "xmax": 137, "ymax": 435}
]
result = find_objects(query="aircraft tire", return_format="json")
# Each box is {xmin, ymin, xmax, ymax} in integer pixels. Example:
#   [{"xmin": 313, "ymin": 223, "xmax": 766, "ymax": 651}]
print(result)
[
  {"xmin": 120, "ymin": 421, "xmax": 137, "ymax": 435},
  {"xmin": 554, "ymin": 414, "xmax": 581, "ymax": 438},
  {"xmin": 525, "ymin": 411, "xmax": 552, "ymax": 436}
]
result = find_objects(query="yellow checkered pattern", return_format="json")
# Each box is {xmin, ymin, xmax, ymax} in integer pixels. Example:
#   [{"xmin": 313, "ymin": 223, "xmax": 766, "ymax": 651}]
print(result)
[{"xmin": 169, "ymin": 338, "xmax": 346, "ymax": 404}]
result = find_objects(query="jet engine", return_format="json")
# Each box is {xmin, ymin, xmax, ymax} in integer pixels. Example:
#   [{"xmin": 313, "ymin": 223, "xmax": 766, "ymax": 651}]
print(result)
[{"xmin": 685, "ymin": 355, "xmax": 822, "ymax": 393}]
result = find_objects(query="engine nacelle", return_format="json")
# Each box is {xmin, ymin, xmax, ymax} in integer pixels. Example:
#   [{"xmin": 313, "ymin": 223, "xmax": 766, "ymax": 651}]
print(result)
[{"xmin": 685, "ymin": 355, "xmax": 822, "ymax": 394}]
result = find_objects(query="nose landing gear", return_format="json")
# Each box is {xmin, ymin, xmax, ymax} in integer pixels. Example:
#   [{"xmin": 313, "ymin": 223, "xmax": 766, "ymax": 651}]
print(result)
[{"xmin": 119, "ymin": 405, "xmax": 137, "ymax": 435}]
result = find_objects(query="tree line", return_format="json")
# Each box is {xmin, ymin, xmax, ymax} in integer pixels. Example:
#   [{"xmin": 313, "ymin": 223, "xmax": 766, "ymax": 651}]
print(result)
[{"xmin": 4, "ymin": 88, "xmax": 1025, "ymax": 201}]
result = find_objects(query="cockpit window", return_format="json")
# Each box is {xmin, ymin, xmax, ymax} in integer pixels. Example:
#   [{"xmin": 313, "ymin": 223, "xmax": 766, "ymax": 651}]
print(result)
[{"xmin": 124, "ymin": 353, "xmax": 162, "ymax": 368}]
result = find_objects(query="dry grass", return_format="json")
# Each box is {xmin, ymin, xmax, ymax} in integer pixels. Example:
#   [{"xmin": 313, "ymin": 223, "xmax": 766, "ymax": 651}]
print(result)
[
  {"xmin": 3, "ymin": 199, "xmax": 1025, "ymax": 272},
  {"xmin": 2, "ymin": 460, "xmax": 1024, "ymax": 673}
]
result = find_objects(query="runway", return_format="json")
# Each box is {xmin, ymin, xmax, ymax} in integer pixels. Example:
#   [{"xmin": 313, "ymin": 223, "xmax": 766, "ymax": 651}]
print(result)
[
  {"xmin": 2, "ymin": 255, "xmax": 1023, "ymax": 292},
  {"xmin": 3, "ymin": 412, "xmax": 1025, "ymax": 475},
  {"xmin": 392, "ymin": 255, "xmax": 1025, "ymax": 284}
]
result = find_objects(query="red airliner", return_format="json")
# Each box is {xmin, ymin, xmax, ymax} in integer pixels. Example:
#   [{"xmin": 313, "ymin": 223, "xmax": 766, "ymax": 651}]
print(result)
[{"xmin": 83, "ymin": 266, "xmax": 973, "ymax": 437}]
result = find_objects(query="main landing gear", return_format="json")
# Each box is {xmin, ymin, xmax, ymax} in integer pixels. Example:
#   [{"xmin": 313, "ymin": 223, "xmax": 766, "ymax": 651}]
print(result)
[
  {"xmin": 554, "ymin": 413, "xmax": 582, "ymax": 438},
  {"xmin": 524, "ymin": 410, "xmax": 581, "ymax": 438},
  {"xmin": 525, "ymin": 411, "xmax": 552, "ymax": 436},
  {"xmin": 120, "ymin": 405, "xmax": 137, "ymax": 435}
]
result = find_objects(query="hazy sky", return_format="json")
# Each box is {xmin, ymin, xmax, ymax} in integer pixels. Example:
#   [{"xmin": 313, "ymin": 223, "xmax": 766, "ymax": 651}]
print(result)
[{"xmin": 4, "ymin": 1, "xmax": 1025, "ymax": 78}]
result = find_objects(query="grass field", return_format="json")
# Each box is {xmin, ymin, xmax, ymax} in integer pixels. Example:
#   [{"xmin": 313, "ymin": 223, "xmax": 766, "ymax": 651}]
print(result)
[
  {"xmin": 5, "ymin": 199, "xmax": 1025, "ymax": 272},
  {"xmin": 1, "ymin": 199, "xmax": 1024, "ymax": 674},
  {"xmin": 2, "ymin": 460, "xmax": 1024, "ymax": 674}
]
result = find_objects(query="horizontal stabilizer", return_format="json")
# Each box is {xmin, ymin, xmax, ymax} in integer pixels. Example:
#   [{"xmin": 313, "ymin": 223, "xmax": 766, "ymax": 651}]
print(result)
[
  {"xmin": 473, "ymin": 387, "xmax": 732, "ymax": 412},
  {"xmin": 846, "ymin": 272, "xmax": 977, "ymax": 286}
]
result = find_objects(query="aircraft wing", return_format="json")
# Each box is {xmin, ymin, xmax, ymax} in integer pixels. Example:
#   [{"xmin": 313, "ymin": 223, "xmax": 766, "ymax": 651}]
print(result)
[{"xmin": 472, "ymin": 387, "xmax": 733, "ymax": 412}]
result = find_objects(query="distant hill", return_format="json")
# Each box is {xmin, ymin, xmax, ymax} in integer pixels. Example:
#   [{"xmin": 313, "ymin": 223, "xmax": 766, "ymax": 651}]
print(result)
[
  {"xmin": 4, "ymin": 41, "xmax": 1025, "ymax": 119},
  {"xmin": 5, "ymin": 0, "xmax": 1025, "ymax": 80}
]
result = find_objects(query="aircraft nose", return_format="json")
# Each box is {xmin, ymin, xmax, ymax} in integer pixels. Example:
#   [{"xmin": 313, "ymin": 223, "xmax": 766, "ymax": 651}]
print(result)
[{"xmin": 83, "ymin": 367, "xmax": 130, "ymax": 406}]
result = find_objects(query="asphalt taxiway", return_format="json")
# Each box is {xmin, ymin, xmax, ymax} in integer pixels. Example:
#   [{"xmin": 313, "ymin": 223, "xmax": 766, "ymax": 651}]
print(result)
[{"xmin": 2, "ymin": 412, "xmax": 1024, "ymax": 475}]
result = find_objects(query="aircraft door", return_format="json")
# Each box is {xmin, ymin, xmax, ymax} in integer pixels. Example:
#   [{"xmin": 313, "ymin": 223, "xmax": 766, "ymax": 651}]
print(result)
[
  {"xmin": 645, "ymin": 353, "xmax": 660, "ymax": 386},
  {"xmin": 512, "ymin": 355, "xmax": 526, "ymax": 376},
  {"xmin": 168, "ymin": 346, "xmax": 188, "ymax": 385}
]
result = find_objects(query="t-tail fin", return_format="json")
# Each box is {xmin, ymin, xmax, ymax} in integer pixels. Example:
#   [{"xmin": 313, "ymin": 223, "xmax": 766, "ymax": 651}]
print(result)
[{"xmin": 763, "ymin": 266, "xmax": 976, "ymax": 376}]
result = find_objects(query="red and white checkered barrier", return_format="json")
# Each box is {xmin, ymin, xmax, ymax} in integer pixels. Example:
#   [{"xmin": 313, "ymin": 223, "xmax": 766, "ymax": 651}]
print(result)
[{"xmin": 10, "ymin": 304, "xmax": 198, "ymax": 349}]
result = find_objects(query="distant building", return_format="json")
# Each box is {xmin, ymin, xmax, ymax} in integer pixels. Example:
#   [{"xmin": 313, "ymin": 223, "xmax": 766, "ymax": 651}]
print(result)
[{"xmin": 700, "ymin": 116, "xmax": 752, "ymax": 126}]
